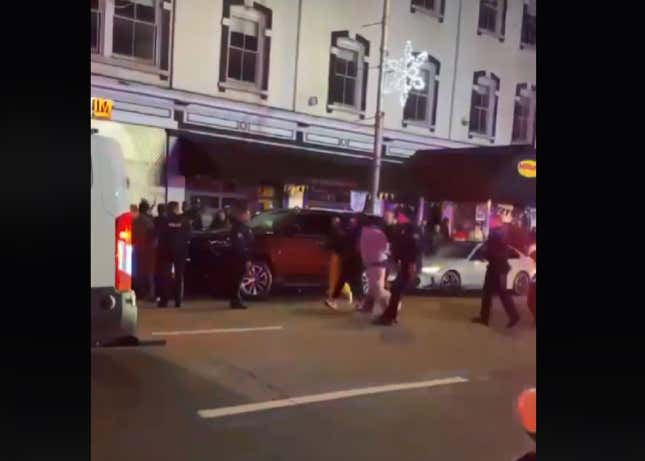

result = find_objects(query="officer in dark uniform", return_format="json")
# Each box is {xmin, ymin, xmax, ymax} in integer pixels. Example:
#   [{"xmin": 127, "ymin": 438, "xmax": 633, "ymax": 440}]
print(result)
[
  {"xmin": 472, "ymin": 215, "xmax": 520, "ymax": 328},
  {"xmin": 229, "ymin": 205, "xmax": 254, "ymax": 309},
  {"xmin": 157, "ymin": 201, "xmax": 191, "ymax": 308},
  {"xmin": 374, "ymin": 212, "xmax": 421, "ymax": 326}
]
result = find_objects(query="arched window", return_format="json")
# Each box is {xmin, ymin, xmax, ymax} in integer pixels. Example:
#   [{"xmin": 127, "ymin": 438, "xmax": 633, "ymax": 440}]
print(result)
[
  {"xmin": 512, "ymin": 83, "xmax": 536, "ymax": 144},
  {"xmin": 469, "ymin": 71, "xmax": 500, "ymax": 141},
  {"xmin": 403, "ymin": 54, "xmax": 440, "ymax": 131}
]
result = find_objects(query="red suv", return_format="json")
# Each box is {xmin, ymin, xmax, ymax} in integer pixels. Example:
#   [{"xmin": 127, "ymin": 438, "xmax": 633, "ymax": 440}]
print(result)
[{"xmin": 186, "ymin": 208, "xmax": 379, "ymax": 299}]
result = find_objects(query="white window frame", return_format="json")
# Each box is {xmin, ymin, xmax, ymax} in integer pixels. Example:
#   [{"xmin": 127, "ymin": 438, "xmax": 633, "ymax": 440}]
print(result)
[
  {"xmin": 520, "ymin": 0, "xmax": 536, "ymax": 50},
  {"xmin": 220, "ymin": 5, "xmax": 267, "ymax": 95},
  {"xmin": 328, "ymin": 37, "xmax": 366, "ymax": 115},
  {"xmin": 403, "ymin": 60, "xmax": 439, "ymax": 129},
  {"xmin": 512, "ymin": 86, "xmax": 536, "ymax": 144},
  {"xmin": 478, "ymin": 0, "xmax": 505, "ymax": 39},
  {"xmin": 91, "ymin": 0, "xmax": 169, "ymax": 76},
  {"xmin": 469, "ymin": 74, "xmax": 498, "ymax": 140},
  {"xmin": 411, "ymin": 0, "xmax": 443, "ymax": 21},
  {"xmin": 91, "ymin": 0, "xmax": 103, "ymax": 54}
]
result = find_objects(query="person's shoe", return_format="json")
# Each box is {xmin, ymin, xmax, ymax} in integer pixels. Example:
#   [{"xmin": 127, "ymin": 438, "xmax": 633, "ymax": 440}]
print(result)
[
  {"xmin": 506, "ymin": 316, "xmax": 520, "ymax": 329},
  {"xmin": 157, "ymin": 302, "xmax": 168, "ymax": 308},
  {"xmin": 372, "ymin": 316, "xmax": 395, "ymax": 326},
  {"xmin": 230, "ymin": 303, "xmax": 248, "ymax": 310},
  {"xmin": 175, "ymin": 303, "xmax": 181, "ymax": 309},
  {"xmin": 325, "ymin": 299, "xmax": 339, "ymax": 310},
  {"xmin": 471, "ymin": 317, "xmax": 488, "ymax": 326}
]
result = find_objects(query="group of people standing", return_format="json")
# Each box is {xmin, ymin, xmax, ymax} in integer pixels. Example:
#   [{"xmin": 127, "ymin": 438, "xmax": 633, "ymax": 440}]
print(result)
[
  {"xmin": 131, "ymin": 200, "xmax": 192, "ymax": 308},
  {"xmin": 324, "ymin": 209, "xmax": 421, "ymax": 327}
]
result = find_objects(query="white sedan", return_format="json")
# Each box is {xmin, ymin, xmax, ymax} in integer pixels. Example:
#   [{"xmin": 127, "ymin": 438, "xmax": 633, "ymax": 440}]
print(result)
[{"xmin": 418, "ymin": 241, "xmax": 536, "ymax": 295}]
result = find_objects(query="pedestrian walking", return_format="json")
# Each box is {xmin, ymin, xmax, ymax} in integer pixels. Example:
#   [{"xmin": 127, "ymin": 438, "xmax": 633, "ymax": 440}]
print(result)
[
  {"xmin": 229, "ymin": 205, "xmax": 254, "ymax": 309},
  {"xmin": 358, "ymin": 215, "xmax": 391, "ymax": 316},
  {"xmin": 472, "ymin": 215, "xmax": 520, "ymax": 328},
  {"xmin": 157, "ymin": 201, "xmax": 191, "ymax": 308},
  {"xmin": 132, "ymin": 199, "xmax": 155, "ymax": 299},
  {"xmin": 325, "ymin": 216, "xmax": 363, "ymax": 310},
  {"xmin": 373, "ymin": 210, "xmax": 421, "ymax": 326},
  {"xmin": 326, "ymin": 216, "xmax": 353, "ymax": 305}
]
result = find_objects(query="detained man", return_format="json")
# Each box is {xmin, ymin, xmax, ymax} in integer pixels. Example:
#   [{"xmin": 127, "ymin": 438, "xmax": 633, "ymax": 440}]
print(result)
[{"xmin": 358, "ymin": 215, "xmax": 391, "ymax": 317}]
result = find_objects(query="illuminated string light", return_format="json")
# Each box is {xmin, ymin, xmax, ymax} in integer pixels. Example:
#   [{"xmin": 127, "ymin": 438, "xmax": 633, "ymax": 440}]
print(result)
[{"xmin": 382, "ymin": 41, "xmax": 428, "ymax": 107}]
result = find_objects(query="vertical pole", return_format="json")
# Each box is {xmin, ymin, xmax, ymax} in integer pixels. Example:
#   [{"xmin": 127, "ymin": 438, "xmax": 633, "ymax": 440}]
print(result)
[{"xmin": 370, "ymin": 0, "xmax": 390, "ymax": 215}]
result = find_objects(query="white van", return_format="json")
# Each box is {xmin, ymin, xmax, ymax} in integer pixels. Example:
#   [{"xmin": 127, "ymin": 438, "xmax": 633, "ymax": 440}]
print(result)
[{"xmin": 91, "ymin": 127, "xmax": 138, "ymax": 345}]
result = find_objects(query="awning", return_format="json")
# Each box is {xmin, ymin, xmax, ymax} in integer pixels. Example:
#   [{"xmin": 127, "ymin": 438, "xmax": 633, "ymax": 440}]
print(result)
[
  {"xmin": 405, "ymin": 145, "xmax": 536, "ymax": 206},
  {"xmin": 174, "ymin": 133, "xmax": 406, "ymax": 192}
]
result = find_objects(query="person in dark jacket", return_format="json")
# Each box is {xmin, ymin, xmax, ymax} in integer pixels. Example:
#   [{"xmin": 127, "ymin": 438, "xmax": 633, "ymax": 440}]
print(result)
[
  {"xmin": 373, "ymin": 212, "xmax": 421, "ymax": 326},
  {"xmin": 157, "ymin": 201, "xmax": 191, "ymax": 308},
  {"xmin": 209, "ymin": 209, "xmax": 229, "ymax": 231},
  {"xmin": 152, "ymin": 203, "xmax": 167, "ymax": 302},
  {"xmin": 132, "ymin": 199, "xmax": 155, "ymax": 299},
  {"xmin": 472, "ymin": 215, "xmax": 520, "ymax": 328},
  {"xmin": 326, "ymin": 216, "xmax": 363, "ymax": 310},
  {"xmin": 229, "ymin": 205, "xmax": 254, "ymax": 309},
  {"xmin": 325, "ymin": 216, "xmax": 352, "ymax": 305}
]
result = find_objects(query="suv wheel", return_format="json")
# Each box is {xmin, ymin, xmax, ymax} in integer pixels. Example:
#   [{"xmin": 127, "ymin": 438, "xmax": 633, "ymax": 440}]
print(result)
[{"xmin": 240, "ymin": 261, "xmax": 273, "ymax": 300}]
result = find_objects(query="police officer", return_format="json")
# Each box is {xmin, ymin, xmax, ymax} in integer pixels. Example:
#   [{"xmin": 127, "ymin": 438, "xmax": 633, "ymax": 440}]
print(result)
[
  {"xmin": 229, "ymin": 205, "xmax": 254, "ymax": 309},
  {"xmin": 373, "ymin": 211, "xmax": 421, "ymax": 326},
  {"xmin": 472, "ymin": 215, "xmax": 520, "ymax": 328},
  {"xmin": 157, "ymin": 201, "xmax": 190, "ymax": 308}
]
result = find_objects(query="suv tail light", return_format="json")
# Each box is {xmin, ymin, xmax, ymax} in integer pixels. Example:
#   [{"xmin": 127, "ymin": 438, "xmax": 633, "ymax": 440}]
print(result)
[{"xmin": 115, "ymin": 212, "xmax": 133, "ymax": 292}]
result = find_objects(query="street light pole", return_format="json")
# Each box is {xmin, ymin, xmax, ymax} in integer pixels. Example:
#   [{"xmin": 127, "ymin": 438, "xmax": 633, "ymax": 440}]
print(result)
[{"xmin": 370, "ymin": 0, "xmax": 390, "ymax": 215}]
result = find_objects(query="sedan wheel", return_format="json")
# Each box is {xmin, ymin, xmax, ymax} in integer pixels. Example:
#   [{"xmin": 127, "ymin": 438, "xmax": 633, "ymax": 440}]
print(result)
[
  {"xmin": 240, "ymin": 262, "xmax": 273, "ymax": 299},
  {"xmin": 440, "ymin": 271, "xmax": 461, "ymax": 292},
  {"xmin": 513, "ymin": 272, "xmax": 530, "ymax": 296}
]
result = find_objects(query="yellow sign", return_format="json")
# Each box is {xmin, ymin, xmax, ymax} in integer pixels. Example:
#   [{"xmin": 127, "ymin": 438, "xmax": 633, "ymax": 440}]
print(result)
[
  {"xmin": 518, "ymin": 160, "xmax": 536, "ymax": 178},
  {"xmin": 91, "ymin": 97, "xmax": 113, "ymax": 120}
]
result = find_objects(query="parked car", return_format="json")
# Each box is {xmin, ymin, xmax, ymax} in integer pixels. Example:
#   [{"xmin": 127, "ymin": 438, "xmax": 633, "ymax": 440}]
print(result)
[
  {"xmin": 185, "ymin": 208, "xmax": 388, "ymax": 299},
  {"xmin": 418, "ymin": 241, "xmax": 535, "ymax": 295}
]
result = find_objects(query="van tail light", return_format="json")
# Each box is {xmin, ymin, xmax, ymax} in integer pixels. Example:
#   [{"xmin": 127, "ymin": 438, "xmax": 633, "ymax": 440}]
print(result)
[{"xmin": 115, "ymin": 212, "xmax": 133, "ymax": 292}]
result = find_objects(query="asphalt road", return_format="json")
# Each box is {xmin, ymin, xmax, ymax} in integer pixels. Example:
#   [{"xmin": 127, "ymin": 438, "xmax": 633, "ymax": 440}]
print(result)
[{"xmin": 91, "ymin": 294, "xmax": 536, "ymax": 461}]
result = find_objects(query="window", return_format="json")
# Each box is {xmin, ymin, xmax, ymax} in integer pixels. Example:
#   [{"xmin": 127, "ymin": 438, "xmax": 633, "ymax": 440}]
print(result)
[
  {"xmin": 327, "ymin": 32, "xmax": 370, "ymax": 118},
  {"xmin": 520, "ymin": 0, "xmax": 536, "ymax": 49},
  {"xmin": 219, "ymin": 1, "xmax": 272, "ymax": 98},
  {"xmin": 403, "ymin": 54, "xmax": 440, "ymax": 130},
  {"xmin": 91, "ymin": 0, "xmax": 102, "ymax": 54},
  {"xmin": 296, "ymin": 214, "xmax": 332, "ymax": 237},
  {"xmin": 435, "ymin": 242, "xmax": 479, "ymax": 259},
  {"xmin": 112, "ymin": 0, "xmax": 158, "ymax": 62},
  {"xmin": 477, "ymin": 0, "xmax": 507, "ymax": 40},
  {"xmin": 227, "ymin": 17, "xmax": 260, "ymax": 83},
  {"xmin": 332, "ymin": 44, "xmax": 359, "ymax": 107},
  {"xmin": 512, "ymin": 84, "xmax": 536, "ymax": 144},
  {"xmin": 91, "ymin": 0, "xmax": 173, "ymax": 75},
  {"xmin": 410, "ymin": 0, "xmax": 445, "ymax": 21},
  {"xmin": 250, "ymin": 211, "xmax": 289, "ymax": 231},
  {"xmin": 469, "ymin": 71, "xmax": 500, "ymax": 141}
]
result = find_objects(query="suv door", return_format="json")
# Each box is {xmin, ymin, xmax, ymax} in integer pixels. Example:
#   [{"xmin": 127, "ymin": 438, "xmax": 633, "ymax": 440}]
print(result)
[{"xmin": 278, "ymin": 213, "xmax": 332, "ymax": 284}]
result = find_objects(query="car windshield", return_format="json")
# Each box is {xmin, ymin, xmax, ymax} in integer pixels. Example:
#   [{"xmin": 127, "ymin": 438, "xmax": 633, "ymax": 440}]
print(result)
[
  {"xmin": 249, "ymin": 211, "xmax": 289, "ymax": 232},
  {"xmin": 433, "ymin": 242, "xmax": 478, "ymax": 259}
]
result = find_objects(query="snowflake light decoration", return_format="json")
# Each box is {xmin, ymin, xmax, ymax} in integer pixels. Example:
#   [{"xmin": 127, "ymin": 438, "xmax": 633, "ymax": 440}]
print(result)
[{"xmin": 382, "ymin": 41, "xmax": 428, "ymax": 107}]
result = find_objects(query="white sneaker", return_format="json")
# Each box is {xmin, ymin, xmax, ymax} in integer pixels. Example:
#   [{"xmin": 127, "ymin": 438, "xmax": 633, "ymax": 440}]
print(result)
[{"xmin": 325, "ymin": 299, "xmax": 339, "ymax": 311}]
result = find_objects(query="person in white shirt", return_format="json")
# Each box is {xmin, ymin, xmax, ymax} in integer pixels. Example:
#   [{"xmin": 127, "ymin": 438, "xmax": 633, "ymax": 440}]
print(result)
[{"xmin": 358, "ymin": 214, "xmax": 392, "ymax": 316}]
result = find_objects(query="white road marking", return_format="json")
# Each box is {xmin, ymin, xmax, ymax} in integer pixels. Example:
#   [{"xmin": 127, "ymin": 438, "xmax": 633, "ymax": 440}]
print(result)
[
  {"xmin": 198, "ymin": 376, "xmax": 469, "ymax": 419},
  {"xmin": 151, "ymin": 326, "xmax": 284, "ymax": 336}
]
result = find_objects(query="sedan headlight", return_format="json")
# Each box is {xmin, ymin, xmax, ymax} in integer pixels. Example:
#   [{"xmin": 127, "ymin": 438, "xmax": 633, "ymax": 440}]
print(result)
[{"xmin": 422, "ymin": 266, "xmax": 441, "ymax": 274}]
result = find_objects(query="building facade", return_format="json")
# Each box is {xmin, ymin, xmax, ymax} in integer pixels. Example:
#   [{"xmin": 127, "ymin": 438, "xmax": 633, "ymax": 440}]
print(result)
[{"xmin": 91, "ymin": 0, "xmax": 536, "ymax": 211}]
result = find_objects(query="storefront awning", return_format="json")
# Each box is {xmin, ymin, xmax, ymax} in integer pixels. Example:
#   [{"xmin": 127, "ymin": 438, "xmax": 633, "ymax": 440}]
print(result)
[
  {"xmin": 405, "ymin": 145, "xmax": 536, "ymax": 206},
  {"xmin": 174, "ymin": 134, "xmax": 407, "ymax": 193}
]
